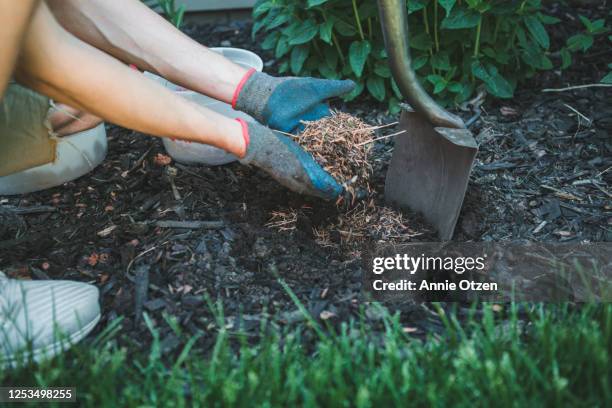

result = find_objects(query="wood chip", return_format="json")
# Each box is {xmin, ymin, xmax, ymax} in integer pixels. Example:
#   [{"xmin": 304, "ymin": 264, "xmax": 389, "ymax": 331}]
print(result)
[
  {"xmin": 97, "ymin": 225, "xmax": 117, "ymax": 237},
  {"xmin": 155, "ymin": 220, "xmax": 224, "ymax": 229},
  {"xmin": 533, "ymin": 220, "xmax": 547, "ymax": 234},
  {"xmin": 319, "ymin": 310, "xmax": 336, "ymax": 320}
]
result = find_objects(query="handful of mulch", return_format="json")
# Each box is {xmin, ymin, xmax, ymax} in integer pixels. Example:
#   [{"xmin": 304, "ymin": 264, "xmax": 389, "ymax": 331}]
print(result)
[
  {"xmin": 268, "ymin": 112, "xmax": 419, "ymax": 252},
  {"xmin": 295, "ymin": 111, "xmax": 374, "ymax": 203}
]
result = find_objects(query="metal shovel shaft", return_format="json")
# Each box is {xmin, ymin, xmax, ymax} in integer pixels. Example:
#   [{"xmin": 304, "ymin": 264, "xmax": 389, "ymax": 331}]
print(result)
[{"xmin": 377, "ymin": 0, "xmax": 465, "ymax": 130}]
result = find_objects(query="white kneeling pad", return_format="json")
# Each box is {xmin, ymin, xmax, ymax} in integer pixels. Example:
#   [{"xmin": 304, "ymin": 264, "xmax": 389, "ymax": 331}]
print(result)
[
  {"xmin": 0, "ymin": 272, "xmax": 100, "ymax": 367},
  {"xmin": 0, "ymin": 123, "xmax": 107, "ymax": 195}
]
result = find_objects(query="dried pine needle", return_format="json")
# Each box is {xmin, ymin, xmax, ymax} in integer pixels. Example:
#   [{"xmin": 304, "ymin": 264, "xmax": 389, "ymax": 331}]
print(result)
[{"xmin": 265, "ymin": 209, "xmax": 298, "ymax": 232}]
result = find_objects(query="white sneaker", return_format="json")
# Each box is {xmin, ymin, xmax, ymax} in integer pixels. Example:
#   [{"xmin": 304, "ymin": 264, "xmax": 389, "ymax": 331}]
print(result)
[{"xmin": 0, "ymin": 271, "xmax": 100, "ymax": 367}]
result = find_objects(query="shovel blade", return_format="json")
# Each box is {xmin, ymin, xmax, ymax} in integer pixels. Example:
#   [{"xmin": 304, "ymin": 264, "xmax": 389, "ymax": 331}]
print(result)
[{"xmin": 385, "ymin": 110, "xmax": 478, "ymax": 240}]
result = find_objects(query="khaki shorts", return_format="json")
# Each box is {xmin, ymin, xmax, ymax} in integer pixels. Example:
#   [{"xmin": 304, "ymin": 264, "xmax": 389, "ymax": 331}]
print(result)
[{"xmin": 0, "ymin": 82, "xmax": 56, "ymax": 177}]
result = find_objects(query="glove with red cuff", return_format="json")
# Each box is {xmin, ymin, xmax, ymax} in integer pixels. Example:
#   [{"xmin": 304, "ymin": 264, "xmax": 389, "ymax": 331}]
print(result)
[
  {"xmin": 232, "ymin": 69, "xmax": 355, "ymax": 133},
  {"xmin": 236, "ymin": 119, "xmax": 342, "ymax": 200}
]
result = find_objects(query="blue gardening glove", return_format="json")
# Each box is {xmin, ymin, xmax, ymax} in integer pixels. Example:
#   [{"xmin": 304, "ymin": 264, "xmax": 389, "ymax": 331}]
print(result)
[
  {"xmin": 233, "ymin": 70, "xmax": 355, "ymax": 133},
  {"xmin": 237, "ymin": 119, "xmax": 342, "ymax": 200}
]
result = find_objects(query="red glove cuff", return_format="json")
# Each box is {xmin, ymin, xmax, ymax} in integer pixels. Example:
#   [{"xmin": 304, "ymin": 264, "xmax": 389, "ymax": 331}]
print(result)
[
  {"xmin": 231, "ymin": 68, "xmax": 256, "ymax": 109},
  {"xmin": 235, "ymin": 118, "xmax": 250, "ymax": 156}
]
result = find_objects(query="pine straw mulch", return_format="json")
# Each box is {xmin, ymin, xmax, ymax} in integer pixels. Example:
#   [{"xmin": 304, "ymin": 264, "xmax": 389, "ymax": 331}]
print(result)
[{"xmin": 267, "ymin": 111, "xmax": 420, "ymax": 252}]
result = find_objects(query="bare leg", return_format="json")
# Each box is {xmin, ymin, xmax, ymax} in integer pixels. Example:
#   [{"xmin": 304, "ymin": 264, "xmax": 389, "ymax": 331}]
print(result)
[
  {"xmin": 48, "ymin": 103, "xmax": 103, "ymax": 136},
  {"xmin": 15, "ymin": 2, "xmax": 246, "ymax": 157},
  {"xmin": 0, "ymin": 0, "xmax": 39, "ymax": 98},
  {"xmin": 46, "ymin": 0, "xmax": 248, "ymax": 104}
]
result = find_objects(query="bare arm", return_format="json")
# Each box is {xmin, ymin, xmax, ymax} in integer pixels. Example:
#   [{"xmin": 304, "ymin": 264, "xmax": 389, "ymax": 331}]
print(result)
[
  {"xmin": 46, "ymin": 0, "xmax": 247, "ymax": 103},
  {"xmin": 15, "ymin": 2, "xmax": 245, "ymax": 156},
  {"xmin": 0, "ymin": 0, "xmax": 39, "ymax": 98}
]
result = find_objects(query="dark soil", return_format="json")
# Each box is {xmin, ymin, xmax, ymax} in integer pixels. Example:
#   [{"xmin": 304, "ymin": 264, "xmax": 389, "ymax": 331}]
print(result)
[{"xmin": 1, "ymin": 3, "xmax": 610, "ymax": 349}]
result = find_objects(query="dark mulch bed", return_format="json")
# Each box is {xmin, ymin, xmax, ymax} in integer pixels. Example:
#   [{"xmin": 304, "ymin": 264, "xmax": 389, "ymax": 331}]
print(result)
[{"xmin": 1, "ymin": 3, "xmax": 610, "ymax": 350}]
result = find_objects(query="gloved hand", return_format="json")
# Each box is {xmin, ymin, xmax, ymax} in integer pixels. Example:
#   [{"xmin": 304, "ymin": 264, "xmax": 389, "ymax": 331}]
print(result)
[
  {"xmin": 232, "ymin": 70, "xmax": 355, "ymax": 133},
  {"xmin": 236, "ymin": 119, "xmax": 342, "ymax": 200}
]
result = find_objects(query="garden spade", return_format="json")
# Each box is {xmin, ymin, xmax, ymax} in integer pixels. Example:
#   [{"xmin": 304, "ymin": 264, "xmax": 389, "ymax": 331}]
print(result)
[{"xmin": 377, "ymin": 0, "xmax": 478, "ymax": 240}]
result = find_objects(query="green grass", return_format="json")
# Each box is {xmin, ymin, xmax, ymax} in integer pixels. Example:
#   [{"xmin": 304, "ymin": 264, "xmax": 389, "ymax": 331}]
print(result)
[{"xmin": 1, "ymin": 301, "xmax": 610, "ymax": 407}]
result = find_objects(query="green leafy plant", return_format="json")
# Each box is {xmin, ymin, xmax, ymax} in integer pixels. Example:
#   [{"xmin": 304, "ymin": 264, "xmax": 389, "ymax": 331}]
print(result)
[
  {"xmin": 602, "ymin": 62, "xmax": 612, "ymax": 84},
  {"xmin": 156, "ymin": 0, "xmax": 186, "ymax": 28},
  {"xmin": 560, "ymin": 15, "xmax": 609, "ymax": 68},
  {"xmin": 253, "ymin": 0, "xmax": 608, "ymax": 111}
]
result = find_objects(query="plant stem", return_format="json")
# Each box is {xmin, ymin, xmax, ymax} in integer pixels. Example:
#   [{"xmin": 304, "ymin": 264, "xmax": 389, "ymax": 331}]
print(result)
[
  {"xmin": 473, "ymin": 17, "xmax": 482, "ymax": 57},
  {"xmin": 422, "ymin": 6, "xmax": 435, "ymax": 72},
  {"xmin": 332, "ymin": 33, "xmax": 345, "ymax": 65},
  {"xmin": 434, "ymin": 0, "xmax": 440, "ymax": 52},
  {"xmin": 321, "ymin": 10, "xmax": 345, "ymax": 65},
  {"xmin": 493, "ymin": 17, "xmax": 501, "ymax": 43},
  {"xmin": 351, "ymin": 0, "xmax": 365, "ymax": 41},
  {"xmin": 368, "ymin": 17, "xmax": 373, "ymax": 40}
]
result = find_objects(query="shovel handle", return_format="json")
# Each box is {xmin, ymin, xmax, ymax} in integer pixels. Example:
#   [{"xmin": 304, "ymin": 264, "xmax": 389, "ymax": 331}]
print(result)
[{"xmin": 377, "ymin": 0, "xmax": 465, "ymax": 129}]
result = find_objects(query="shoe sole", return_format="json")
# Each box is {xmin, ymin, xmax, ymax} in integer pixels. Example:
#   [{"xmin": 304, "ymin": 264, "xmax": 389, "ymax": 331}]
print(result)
[{"xmin": 0, "ymin": 312, "xmax": 101, "ymax": 369}]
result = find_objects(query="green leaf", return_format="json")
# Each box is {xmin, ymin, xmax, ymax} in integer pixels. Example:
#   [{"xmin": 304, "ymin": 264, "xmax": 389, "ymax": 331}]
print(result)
[
  {"xmin": 520, "ymin": 41, "xmax": 552, "ymax": 70},
  {"xmin": 483, "ymin": 47, "xmax": 510, "ymax": 64},
  {"xmin": 467, "ymin": 0, "xmax": 490, "ymax": 13},
  {"xmin": 275, "ymin": 36, "xmax": 291, "ymax": 58},
  {"xmin": 261, "ymin": 31, "xmax": 280, "ymax": 50},
  {"xmin": 349, "ymin": 40, "xmax": 371, "ymax": 77},
  {"xmin": 578, "ymin": 15, "xmax": 593, "ymax": 32},
  {"xmin": 253, "ymin": 1, "xmax": 274, "ymax": 18},
  {"xmin": 454, "ymin": 81, "xmax": 474, "ymax": 104},
  {"xmin": 410, "ymin": 33, "xmax": 433, "ymax": 51},
  {"xmin": 560, "ymin": 48, "xmax": 572, "ymax": 70},
  {"xmin": 426, "ymin": 74, "xmax": 447, "ymax": 94},
  {"xmin": 388, "ymin": 97, "xmax": 401, "ymax": 115},
  {"xmin": 267, "ymin": 13, "xmax": 291, "ymax": 31},
  {"xmin": 252, "ymin": 8, "xmax": 279, "ymax": 38},
  {"xmin": 367, "ymin": 76, "xmax": 386, "ymax": 101},
  {"xmin": 431, "ymin": 52, "xmax": 451, "ymax": 71},
  {"xmin": 601, "ymin": 72, "xmax": 612, "ymax": 84},
  {"xmin": 439, "ymin": 0, "xmax": 457, "ymax": 17},
  {"xmin": 566, "ymin": 33, "xmax": 593, "ymax": 52},
  {"xmin": 287, "ymin": 19, "xmax": 319, "ymax": 45},
  {"xmin": 290, "ymin": 45, "xmax": 309, "ymax": 74},
  {"xmin": 390, "ymin": 78, "xmax": 403, "ymax": 99},
  {"xmin": 174, "ymin": 9, "xmax": 184, "ymax": 28},
  {"xmin": 320, "ymin": 18, "xmax": 334, "ymax": 44},
  {"xmin": 407, "ymin": 0, "xmax": 428, "ymax": 14},
  {"xmin": 373, "ymin": 62, "xmax": 391, "ymax": 78},
  {"xmin": 323, "ymin": 46, "xmax": 339, "ymax": 72},
  {"xmin": 278, "ymin": 60, "xmax": 289, "ymax": 74},
  {"xmin": 334, "ymin": 19, "xmax": 357, "ymax": 37},
  {"xmin": 524, "ymin": 15, "xmax": 549, "ymax": 49},
  {"xmin": 343, "ymin": 82, "xmax": 365, "ymax": 101},
  {"xmin": 471, "ymin": 61, "xmax": 513, "ymax": 98},
  {"xmin": 318, "ymin": 64, "xmax": 339, "ymax": 79},
  {"xmin": 590, "ymin": 19, "xmax": 606, "ymax": 33},
  {"xmin": 307, "ymin": 0, "xmax": 328, "ymax": 8},
  {"xmin": 447, "ymin": 82, "xmax": 463, "ymax": 93},
  {"xmin": 538, "ymin": 13, "xmax": 560, "ymax": 25},
  {"xmin": 441, "ymin": 8, "xmax": 481, "ymax": 30},
  {"xmin": 412, "ymin": 55, "xmax": 429, "ymax": 71}
]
